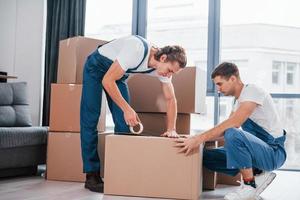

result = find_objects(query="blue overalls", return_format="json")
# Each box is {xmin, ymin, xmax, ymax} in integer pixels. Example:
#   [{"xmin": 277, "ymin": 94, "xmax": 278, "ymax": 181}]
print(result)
[
  {"xmin": 80, "ymin": 35, "xmax": 155, "ymax": 173},
  {"xmin": 203, "ymin": 118, "xmax": 287, "ymax": 176}
]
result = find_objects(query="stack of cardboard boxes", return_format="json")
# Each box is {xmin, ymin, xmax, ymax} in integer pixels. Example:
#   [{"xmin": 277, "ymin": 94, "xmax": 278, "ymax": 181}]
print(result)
[
  {"xmin": 46, "ymin": 36, "xmax": 108, "ymax": 182},
  {"xmin": 127, "ymin": 67, "xmax": 206, "ymax": 135},
  {"xmin": 103, "ymin": 67, "xmax": 207, "ymax": 199}
]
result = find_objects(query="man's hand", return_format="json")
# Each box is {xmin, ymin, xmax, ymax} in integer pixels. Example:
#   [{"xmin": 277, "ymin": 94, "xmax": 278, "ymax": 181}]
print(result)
[
  {"xmin": 174, "ymin": 136, "xmax": 202, "ymax": 156},
  {"xmin": 124, "ymin": 107, "xmax": 139, "ymax": 127},
  {"xmin": 161, "ymin": 130, "xmax": 179, "ymax": 138}
]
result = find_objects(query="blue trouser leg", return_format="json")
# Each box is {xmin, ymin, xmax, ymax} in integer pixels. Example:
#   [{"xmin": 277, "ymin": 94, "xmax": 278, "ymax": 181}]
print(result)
[
  {"xmin": 104, "ymin": 77, "xmax": 130, "ymax": 133},
  {"xmin": 203, "ymin": 147, "xmax": 240, "ymax": 176},
  {"xmin": 203, "ymin": 118, "xmax": 286, "ymax": 176},
  {"xmin": 80, "ymin": 62, "xmax": 103, "ymax": 173},
  {"xmin": 224, "ymin": 127, "xmax": 286, "ymax": 171},
  {"xmin": 80, "ymin": 50, "xmax": 117, "ymax": 173}
]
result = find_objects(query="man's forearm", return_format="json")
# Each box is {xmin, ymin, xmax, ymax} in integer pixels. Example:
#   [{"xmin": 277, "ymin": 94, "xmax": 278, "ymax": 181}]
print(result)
[
  {"xmin": 196, "ymin": 117, "xmax": 237, "ymax": 144},
  {"xmin": 102, "ymin": 79, "xmax": 130, "ymax": 112},
  {"xmin": 166, "ymin": 98, "xmax": 177, "ymax": 131}
]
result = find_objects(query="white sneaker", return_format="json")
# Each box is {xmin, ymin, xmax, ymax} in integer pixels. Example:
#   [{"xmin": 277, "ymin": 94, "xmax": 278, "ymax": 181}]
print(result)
[
  {"xmin": 224, "ymin": 172, "xmax": 276, "ymax": 200},
  {"xmin": 224, "ymin": 181, "xmax": 257, "ymax": 200},
  {"xmin": 255, "ymin": 172, "xmax": 276, "ymax": 195}
]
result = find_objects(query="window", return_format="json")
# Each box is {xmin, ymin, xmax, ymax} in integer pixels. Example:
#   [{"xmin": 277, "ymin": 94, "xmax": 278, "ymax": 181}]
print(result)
[
  {"xmin": 147, "ymin": 0, "xmax": 208, "ymax": 67},
  {"xmin": 85, "ymin": 0, "xmax": 133, "ymax": 129},
  {"xmin": 221, "ymin": 0, "xmax": 300, "ymax": 170},
  {"xmin": 286, "ymin": 62, "xmax": 296, "ymax": 85},
  {"xmin": 285, "ymin": 99, "xmax": 294, "ymax": 119},
  {"xmin": 84, "ymin": 0, "xmax": 132, "ymax": 40},
  {"xmin": 219, "ymin": 103, "xmax": 227, "ymax": 117},
  {"xmin": 147, "ymin": 0, "xmax": 211, "ymax": 129},
  {"xmin": 272, "ymin": 61, "xmax": 281, "ymax": 85},
  {"xmin": 223, "ymin": 59, "xmax": 249, "ymax": 83}
]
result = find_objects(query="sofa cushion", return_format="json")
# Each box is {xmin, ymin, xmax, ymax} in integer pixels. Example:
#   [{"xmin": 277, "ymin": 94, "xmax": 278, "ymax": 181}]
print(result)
[
  {"xmin": 0, "ymin": 127, "xmax": 48, "ymax": 148},
  {"xmin": 0, "ymin": 82, "xmax": 32, "ymax": 127}
]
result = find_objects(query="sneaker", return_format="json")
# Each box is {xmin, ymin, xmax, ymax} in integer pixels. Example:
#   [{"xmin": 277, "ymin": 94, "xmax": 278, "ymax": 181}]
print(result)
[
  {"xmin": 255, "ymin": 172, "xmax": 276, "ymax": 195},
  {"xmin": 84, "ymin": 173, "xmax": 104, "ymax": 193},
  {"xmin": 224, "ymin": 181, "xmax": 257, "ymax": 200}
]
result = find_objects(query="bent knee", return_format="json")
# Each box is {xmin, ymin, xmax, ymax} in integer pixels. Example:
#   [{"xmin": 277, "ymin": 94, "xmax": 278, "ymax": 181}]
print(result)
[{"xmin": 224, "ymin": 128, "xmax": 243, "ymax": 143}]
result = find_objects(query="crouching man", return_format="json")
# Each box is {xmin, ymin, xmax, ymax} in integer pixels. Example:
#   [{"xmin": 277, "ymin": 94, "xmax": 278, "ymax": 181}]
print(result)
[{"xmin": 175, "ymin": 62, "xmax": 286, "ymax": 200}]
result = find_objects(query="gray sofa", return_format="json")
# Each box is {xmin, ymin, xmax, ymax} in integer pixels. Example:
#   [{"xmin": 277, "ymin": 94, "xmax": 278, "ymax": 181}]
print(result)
[{"xmin": 0, "ymin": 82, "xmax": 48, "ymax": 177}]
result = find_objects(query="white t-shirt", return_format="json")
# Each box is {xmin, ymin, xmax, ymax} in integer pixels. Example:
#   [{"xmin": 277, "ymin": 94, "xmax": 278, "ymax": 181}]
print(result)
[
  {"xmin": 232, "ymin": 84, "xmax": 283, "ymax": 137},
  {"xmin": 98, "ymin": 35, "xmax": 171, "ymax": 83}
]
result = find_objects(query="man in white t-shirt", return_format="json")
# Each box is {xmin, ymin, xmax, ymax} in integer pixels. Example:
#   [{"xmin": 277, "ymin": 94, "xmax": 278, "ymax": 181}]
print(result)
[
  {"xmin": 175, "ymin": 62, "xmax": 286, "ymax": 200},
  {"xmin": 80, "ymin": 35, "xmax": 187, "ymax": 192}
]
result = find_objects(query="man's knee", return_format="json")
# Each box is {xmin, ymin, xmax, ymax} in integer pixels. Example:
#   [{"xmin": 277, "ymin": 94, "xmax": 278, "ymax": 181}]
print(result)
[{"xmin": 224, "ymin": 128, "xmax": 242, "ymax": 143}]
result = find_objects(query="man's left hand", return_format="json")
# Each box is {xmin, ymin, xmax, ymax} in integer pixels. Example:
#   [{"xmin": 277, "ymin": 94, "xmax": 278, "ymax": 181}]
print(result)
[{"xmin": 174, "ymin": 136, "xmax": 201, "ymax": 156}]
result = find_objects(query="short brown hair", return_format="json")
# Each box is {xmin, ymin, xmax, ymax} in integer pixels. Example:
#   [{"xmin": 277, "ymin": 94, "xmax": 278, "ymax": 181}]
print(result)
[
  {"xmin": 154, "ymin": 45, "xmax": 187, "ymax": 68},
  {"xmin": 211, "ymin": 62, "xmax": 240, "ymax": 80}
]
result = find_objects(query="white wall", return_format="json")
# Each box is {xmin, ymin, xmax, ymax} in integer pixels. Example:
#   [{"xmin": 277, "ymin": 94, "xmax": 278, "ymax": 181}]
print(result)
[{"xmin": 0, "ymin": 0, "xmax": 46, "ymax": 126}]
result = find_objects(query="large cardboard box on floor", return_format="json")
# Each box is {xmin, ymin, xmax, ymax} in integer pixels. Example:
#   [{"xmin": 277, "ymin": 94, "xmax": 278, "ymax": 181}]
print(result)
[
  {"xmin": 135, "ymin": 112, "xmax": 192, "ymax": 135},
  {"xmin": 49, "ymin": 84, "xmax": 106, "ymax": 132},
  {"xmin": 104, "ymin": 135, "xmax": 203, "ymax": 200},
  {"xmin": 128, "ymin": 67, "xmax": 206, "ymax": 114},
  {"xmin": 46, "ymin": 132, "xmax": 110, "ymax": 182},
  {"xmin": 57, "ymin": 36, "xmax": 107, "ymax": 83}
]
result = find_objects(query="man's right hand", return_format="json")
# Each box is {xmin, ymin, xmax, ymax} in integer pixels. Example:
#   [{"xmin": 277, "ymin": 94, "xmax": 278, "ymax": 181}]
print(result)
[{"xmin": 124, "ymin": 107, "xmax": 139, "ymax": 127}]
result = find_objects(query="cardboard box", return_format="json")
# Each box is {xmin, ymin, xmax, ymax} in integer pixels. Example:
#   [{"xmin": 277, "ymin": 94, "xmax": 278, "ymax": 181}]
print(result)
[
  {"xmin": 57, "ymin": 36, "xmax": 107, "ymax": 83},
  {"xmin": 49, "ymin": 84, "xmax": 106, "ymax": 132},
  {"xmin": 98, "ymin": 132, "xmax": 112, "ymax": 178},
  {"xmin": 46, "ymin": 132, "xmax": 110, "ymax": 182},
  {"xmin": 104, "ymin": 135, "xmax": 203, "ymax": 200},
  {"xmin": 203, "ymin": 141, "xmax": 217, "ymax": 190},
  {"xmin": 128, "ymin": 67, "xmax": 206, "ymax": 114},
  {"xmin": 203, "ymin": 167, "xmax": 217, "ymax": 190},
  {"xmin": 135, "ymin": 112, "xmax": 191, "ymax": 135},
  {"xmin": 46, "ymin": 132, "xmax": 85, "ymax": 182},
  {"xmin": 217, "ymin": 173, "xmax": 242, "ymax": 186}
]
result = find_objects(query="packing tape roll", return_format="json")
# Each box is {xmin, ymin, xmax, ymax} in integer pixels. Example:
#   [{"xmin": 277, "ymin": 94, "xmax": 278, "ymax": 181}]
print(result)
[{"xmin": 129, "ymin": 122, "xmax": 143, "ymax": 134}]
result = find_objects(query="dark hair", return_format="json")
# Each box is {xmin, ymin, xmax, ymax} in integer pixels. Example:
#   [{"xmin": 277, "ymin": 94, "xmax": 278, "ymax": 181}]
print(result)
[
  {"xmin": 154, "ymin": 45, "xmax": 187, "ymax": 68},
  {"xmin": 211, "ymin": 62, "xmax": 240, "ymax": 80}
]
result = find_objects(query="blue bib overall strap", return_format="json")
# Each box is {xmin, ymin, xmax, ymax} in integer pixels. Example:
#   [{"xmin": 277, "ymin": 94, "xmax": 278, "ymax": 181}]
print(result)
[{"xmin": 126, "ymin": 35, "xmax": 155, "ymax": 74}]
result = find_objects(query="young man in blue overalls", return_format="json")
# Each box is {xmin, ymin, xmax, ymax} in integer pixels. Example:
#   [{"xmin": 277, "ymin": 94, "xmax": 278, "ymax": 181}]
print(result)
[
  {"xmin": 175, "ymin": 62, "xmax": 286, "ymax": 200},
  {"xmin": 80, "ymin": 35, "xmax": 187, "ymax": 192}
]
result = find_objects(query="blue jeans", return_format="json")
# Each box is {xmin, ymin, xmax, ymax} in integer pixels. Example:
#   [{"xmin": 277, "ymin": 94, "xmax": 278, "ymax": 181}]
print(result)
[
  {"xmin": 80, "ymin": 50, "xmax": 130, "ymax": 173},
  {"xmin": 203, "ymin": 118, "xmax": 287, "ymax": 176}
]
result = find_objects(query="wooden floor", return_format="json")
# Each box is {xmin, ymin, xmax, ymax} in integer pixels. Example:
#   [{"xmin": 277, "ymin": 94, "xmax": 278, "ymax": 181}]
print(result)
[{"xmin": 0, "ymin": 170, "xmax": 299, "ymax": 200}]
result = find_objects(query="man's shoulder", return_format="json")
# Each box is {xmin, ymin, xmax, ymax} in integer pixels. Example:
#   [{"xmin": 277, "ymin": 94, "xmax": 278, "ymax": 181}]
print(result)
[{"xmin": 244, "ymin": 84, "xmax": 266, "ymax": 94}]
